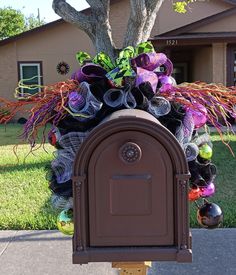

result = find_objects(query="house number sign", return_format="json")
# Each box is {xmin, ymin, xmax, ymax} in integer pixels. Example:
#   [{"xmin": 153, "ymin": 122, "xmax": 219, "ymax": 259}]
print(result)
[{"xmin": 166, "ymin": 40, "xmax": 178, "ymax": 46}]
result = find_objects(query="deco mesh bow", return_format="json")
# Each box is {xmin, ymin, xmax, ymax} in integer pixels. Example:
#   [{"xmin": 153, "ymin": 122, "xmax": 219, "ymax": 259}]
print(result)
[{"xmin": 1, "ymin": 41, "xmax": 236, "ymax": 233}]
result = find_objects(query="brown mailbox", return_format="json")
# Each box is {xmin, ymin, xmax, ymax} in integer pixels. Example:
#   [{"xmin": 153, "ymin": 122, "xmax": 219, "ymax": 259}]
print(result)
[{"xmin": 72, "ymin": 109, "xmax": 192, "ymax": 264}]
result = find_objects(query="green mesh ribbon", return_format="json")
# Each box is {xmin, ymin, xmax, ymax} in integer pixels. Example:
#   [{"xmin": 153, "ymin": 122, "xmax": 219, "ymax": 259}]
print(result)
[
  {"xmin": 106, "ymin": 58, "xmax": 136, "ymax": 87},
  {"xmin": 135, "ymin": 41, "xmax": 155, "ymax": 55},
  {"xmin": 106, "ymin": 46, "xmax": 136, "ymax": 87},
  {"xmin": 93, "ymin": 52, "xmax": 115, "ymax": 72},
  {"xmin": 118, "ymin": 46, "xmax": 135, "ymax": 60},
  {"xmin": 76, "ymin": 52, "xmax": 91, "ymax": 65},
  {"xmin": 75, "ymin": 42, "xmax": 155, "ymax": 87}
]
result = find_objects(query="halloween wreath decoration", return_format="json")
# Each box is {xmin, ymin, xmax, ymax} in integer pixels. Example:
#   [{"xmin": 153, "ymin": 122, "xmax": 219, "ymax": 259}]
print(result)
[
  {"xmin": 1, "ymin": 41, "xmax": 235, "ymax": 235},
  {"xmin": 56, "ymin": 61, "xmax": 70, "ymax": 75}
]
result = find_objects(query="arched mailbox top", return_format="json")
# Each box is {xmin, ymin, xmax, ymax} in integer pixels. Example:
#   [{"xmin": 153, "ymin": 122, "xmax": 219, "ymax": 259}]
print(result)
[
  {"xmin": 73, "ymin": 109, "xmax": 189, "ymax": 177},
  {"xmin": 72, "ymin": 109, "xmax": 192, "ymax": 264}
]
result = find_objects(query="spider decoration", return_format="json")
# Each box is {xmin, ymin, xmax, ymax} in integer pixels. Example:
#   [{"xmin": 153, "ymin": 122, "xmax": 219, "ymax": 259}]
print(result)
[{"xmin": 56, "ymin": 61, "xmax": 70, "ymax": 75}]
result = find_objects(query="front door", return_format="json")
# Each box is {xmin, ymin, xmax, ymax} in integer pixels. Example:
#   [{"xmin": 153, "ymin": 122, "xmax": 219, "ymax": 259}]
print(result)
[{"xmin": 88, "ymin": 130, "xmax": 174, "ymax": 247}]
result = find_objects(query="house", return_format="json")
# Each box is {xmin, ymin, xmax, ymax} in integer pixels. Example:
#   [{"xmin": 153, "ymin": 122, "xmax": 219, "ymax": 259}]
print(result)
[{"xmin": 1, "ymin": 0, "xmax": 236, "ymax": 121}]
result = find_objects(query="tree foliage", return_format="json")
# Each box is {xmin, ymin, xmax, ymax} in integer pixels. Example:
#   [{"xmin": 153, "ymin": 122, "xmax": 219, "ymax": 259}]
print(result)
[
  {"xmin": 24, "ymin": 14, "xmax": 45, "ymax": 31},
  {"xmin": 0, "ymin": 7, "xmax": 25, "ymax": 40},
  {"xmin": 0, "ymin": 7, "xmax": 45, "ymax": 40},
  {"xmin": 173, "ymin": 0, "xmax": 201, "ymax": 13}
]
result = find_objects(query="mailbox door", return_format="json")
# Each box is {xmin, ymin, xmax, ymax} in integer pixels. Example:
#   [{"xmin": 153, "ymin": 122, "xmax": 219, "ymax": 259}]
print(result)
[{"xmin": 88, "ymin": 130, "xmax": 174, "ymax": 246}]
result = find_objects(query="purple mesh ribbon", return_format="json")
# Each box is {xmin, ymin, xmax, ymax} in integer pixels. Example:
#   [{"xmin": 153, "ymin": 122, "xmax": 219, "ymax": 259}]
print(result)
[
  {"xmin": 135, "ymin": 67, "xmax": 158, "ymax": 93},
  {"xmin": 183, "ymin": 111, "xmax": 195, "ymax": 144},
  {"xmin": 71, "ymin": 82, "xmax": 103, "ymax": 121},
  {"xmin": 73, "ymin": 63, "xmax": 107, "ymax": 83},
  {"xmin": 132, "ymin": 52, "xmax": 167, "ymax": 71},
  {"xmin": 68, "ymin": 91, "xmax": 86, "ymax": 112}
]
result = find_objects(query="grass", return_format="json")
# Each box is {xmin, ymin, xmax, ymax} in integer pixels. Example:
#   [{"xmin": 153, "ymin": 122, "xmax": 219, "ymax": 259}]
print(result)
[
  {"xmin": 189, "ymin": 133, "xmax": 236, "ymax": 228},
  {"xmin": 0, "ymin": 124, "xmax": 26, "ymax": 145},
  {"xmin": 0, "ymin": 124, "xmax": 57, "ymax": 230},
  {"xmin": 0, "ymin": 124, "xmax": 236, "ymax": 229}
]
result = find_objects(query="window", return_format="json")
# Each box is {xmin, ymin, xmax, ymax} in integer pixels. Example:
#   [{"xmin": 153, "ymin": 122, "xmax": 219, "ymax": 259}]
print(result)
[{"xmin": 18, "ymin": 61, "xmax": 43, "ymax": 96}]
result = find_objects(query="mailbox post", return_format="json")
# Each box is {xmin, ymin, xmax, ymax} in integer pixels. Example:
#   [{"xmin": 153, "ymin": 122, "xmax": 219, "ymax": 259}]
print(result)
[
  {"xmin": 72, "ymin": 109, "xmax": 192, "ymax": 264},
  {"xmin": 112, "ymin": 261, "xmax": 152, "ymax": 275}
]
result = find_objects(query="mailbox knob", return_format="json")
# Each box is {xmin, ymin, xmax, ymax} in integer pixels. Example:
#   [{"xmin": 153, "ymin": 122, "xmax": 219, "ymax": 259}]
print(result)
[{"xmin": 119, "ymin": 142, "xmax": 142, "ymax": 164}]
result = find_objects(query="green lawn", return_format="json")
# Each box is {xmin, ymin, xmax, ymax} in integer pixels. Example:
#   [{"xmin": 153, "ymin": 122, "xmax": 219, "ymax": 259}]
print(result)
[
  {"xmin": 0, "ymin": 123, "xmax": 26, "ymax": 145},
  {"xmin": 190, "ymin": 133, "xmax": 236, "ymax": 228},
  {"xmin": 0, "ymin": 124, "xmax": 57, "ymax": 230},
  {"xmin": 0, "ymin": 124, "xmax": 236, "ymax": 229}
]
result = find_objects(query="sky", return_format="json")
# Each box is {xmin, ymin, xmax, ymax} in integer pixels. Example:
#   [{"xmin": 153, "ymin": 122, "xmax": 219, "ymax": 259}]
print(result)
[{"xmin": 0, "ymin": 0, "xmax": 89, "ymax": 22}]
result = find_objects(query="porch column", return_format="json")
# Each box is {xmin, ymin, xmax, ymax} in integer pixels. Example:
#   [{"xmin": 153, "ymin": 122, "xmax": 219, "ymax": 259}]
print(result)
[{"xmin": 212, "ymin": 43, "xmax": 227, "ymax": 85}]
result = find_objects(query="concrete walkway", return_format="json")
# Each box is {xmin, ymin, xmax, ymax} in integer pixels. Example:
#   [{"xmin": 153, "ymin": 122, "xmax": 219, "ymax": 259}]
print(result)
[{"xmin": 0, "ymin": 229, "xmax": 235, "ymax": 275}]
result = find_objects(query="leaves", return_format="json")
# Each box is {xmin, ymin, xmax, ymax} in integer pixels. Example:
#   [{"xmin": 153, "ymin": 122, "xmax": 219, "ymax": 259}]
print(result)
[
  {"xmin": 0, "ymin": 7, "xmax": 45, "ymax": 40},
  {"xmin": 24, "ymin": 14, "xmax": 45, "ymax": 31},
  {"xmin": 173, "ymin": 1, "xmax": 188, "ymax": 13},
  {"xmin": 0, "ymin": 7, "xmax": 25, "ymax": 39},
  {"xmin": 172, "ymin": 0, "xmax": 199, "ymax": 13}
]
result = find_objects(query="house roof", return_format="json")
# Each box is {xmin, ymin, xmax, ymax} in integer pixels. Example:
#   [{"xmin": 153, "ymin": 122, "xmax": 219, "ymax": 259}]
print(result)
[
  {"xmin": 0, "ymin": 0, "xmax": 123, "ymax": 47},
  {"xmin": 0, "ymin": 19, "xmax": 65, "ymax": 47},
  {"xmin": 157, "ymin": 7, "xmax": 236, "ymax": 37}
]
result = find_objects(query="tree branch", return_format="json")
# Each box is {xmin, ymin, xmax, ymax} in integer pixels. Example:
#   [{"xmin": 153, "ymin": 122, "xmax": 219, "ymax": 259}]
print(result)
[
  {"xmin": 52, "ymin": 0, "xmax": 96, "ymax": 42},
  {"xmin": 53, "ymin": 0, "xmax": 117, "ymax": 60},
  {"xmin": 86, "ymin": 0, "xmax": 116, "ymax": 59},
  {"xmin": 123, "ymin": 0, "xmax": 147, "ymax": 47},
  {"xmin": 86, "ymin": 0, "xmax": 110, "ymax": 10},
  {"xmin": 123, "ymin": 0, "xmax": 164, "ymax": 47},
  {"xmin": 142, "ymin": 0, "xmax": 164, "ymax": 41},
  {"xmin": 53, "ymin": 0, "xmax": 165, "ymax": 59}
]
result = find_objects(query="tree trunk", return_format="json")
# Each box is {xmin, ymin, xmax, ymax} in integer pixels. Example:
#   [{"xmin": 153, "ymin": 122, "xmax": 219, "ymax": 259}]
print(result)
[
  {"xmin": 142, "ymin": 0, "xmax": 165, "ymax": 43},
  {"xmin": 89, "ymin": 3, "xmax": 117, "ymax": 60},
  {"xmin": 123, "ymin": 0, "xmax": 164, "ymax": 47},
  {"xmin": 52, "ymin": 0, "xmax": 164, "ymax": 59}
]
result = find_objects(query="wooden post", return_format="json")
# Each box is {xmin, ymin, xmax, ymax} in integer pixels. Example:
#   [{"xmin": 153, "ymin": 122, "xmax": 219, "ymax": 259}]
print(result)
[{"xmin": 112, "ymin": 262, "xmax": 152, "ymax": 275}]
